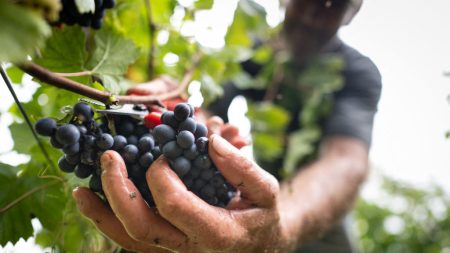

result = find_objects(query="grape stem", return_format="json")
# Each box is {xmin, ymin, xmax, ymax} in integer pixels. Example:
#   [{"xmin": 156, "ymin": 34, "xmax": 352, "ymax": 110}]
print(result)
[
  {"xmin": 16, "ymin": 61, "xmax": 197, "ymax": 106},
  {"xmin": 0, "ymin": 179, "xmax": 62, "ymax": 213}
]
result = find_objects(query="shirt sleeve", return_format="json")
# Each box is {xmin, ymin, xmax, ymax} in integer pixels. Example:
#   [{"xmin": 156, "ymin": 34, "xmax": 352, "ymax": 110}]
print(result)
[{"xmin": 323, "ymin": 53, "xmax": 382, "ymax": 147}]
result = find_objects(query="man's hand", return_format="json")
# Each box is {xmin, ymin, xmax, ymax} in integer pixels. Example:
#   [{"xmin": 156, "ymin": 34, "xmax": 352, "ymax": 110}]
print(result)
[{"xmin": 73, "ymin": 134, "xmax": 290, "ymax": 253}]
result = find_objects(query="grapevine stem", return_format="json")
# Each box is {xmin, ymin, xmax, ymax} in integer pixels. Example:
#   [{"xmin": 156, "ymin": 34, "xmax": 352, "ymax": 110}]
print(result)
[
  {"xmin": 0, "ymin": 65, "xmax": 58, "ymax": 173},
  {"xmin": 144, "ymin": 0, "xmax": 156, "ymax": 79},
  {"xmin": 0, "ymin": 180, "xmax": 61, "ymax": 213},
  {"xmin": 54, "ymin": 70, "xmax": 92, "ymax": 77}
]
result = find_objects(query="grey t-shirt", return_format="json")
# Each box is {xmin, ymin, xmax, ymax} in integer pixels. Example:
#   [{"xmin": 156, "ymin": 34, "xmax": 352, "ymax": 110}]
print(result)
[{"xmin": 208, "ymin": 39, "xmax": 382, "ymax": 252}]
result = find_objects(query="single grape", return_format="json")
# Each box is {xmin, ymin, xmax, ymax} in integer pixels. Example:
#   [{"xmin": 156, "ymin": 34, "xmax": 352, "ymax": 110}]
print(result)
[
  {"xmin": 65, "ymin": 153, "xmax": 80, "ymax": 165},
  {"xmin": 63, "ymin": 142, "xmax": 80, "ymax": 155},
  {"xmin": 194, "ymin": 155, "xmax": 211, "ymax": 170},
  {"xmin": 200, "ymin": 168, "xmax": 215, "ymax": 181},
  {"xmin": 74, "ymin": 164, "xmax": 94, "ymax": 178},
  {"xmin": 200, "ymin": 184, "xmax": 216, "ymax": 199},
  {"xmin": 170, "ymin": 157, "xmax": 191, "ymax": 177},
  {"xmin": 194, "ymin": 123, "xmax": 208, "ymax": 139},
  {"xmin": 96, "ymin": 133, "xmax": 114, "ymax": 150},
  {"xmin": 211, "ymin": 173, "xmax": 225, "ymax": 188},
  {"xmin": 135, "ymin": 124, "xmax": 149, "ymax": 137},
  {"xmin": 58, "ymin": 156, "xmax": 76, "ymax": 173},
  {"xmin": 91, "ymin": 18, "xmax": 102, "ymax": 29},
  {"xmin": 73, "ymin": 102, "xmax": 94, "ymax": 122},
  {"xmin": 188, "ymin": 104, "xmax": 195, "ymax": 117},
  {"xmin": 128, "ymin": 163, "xmax": 144, "ymax": 181},
  {"xmin": 117, "ymin": 121, "xmax": 135, "ymax": 137},
  {"xmin": 83, "ymin": 135, "xmax": 96, "ymax": 150},
  {"xmin": 138, "ymin": 136, "xmax": 155, "ymax": 153},
  {"xmin": 139, "ymin": 152, "xmax": 154, "ymax": 169},
  {"xmin": 195, "ymin": 137, "xmax": 208, "ymax": 154},
  {"xmin": 182, "ymin": 174, "xmax": 195, "ymax": 189},
  {"xmin": 153, "ymin": 125, "xmax": 176, "ymax": 145},
  {"xmin": 205, "ymin": 196, "xmax": 219, "ymax": 206},
  {"xmin": 162, "ymin": 141, "xmax": 183, "ymax": 159},
  {"xmin": 89, "ymin": 175, "xmax": 103, "ymax": 193},
  {"xmin": 178, "ymin": 118, "xmax": 196, "ymax": 133},
  {"xmin": 35, "ymin": 118, "xmax": 57, "ymax": 136},
  {"xmin": 109, "ymin": 136, "xmax": 126, "ymax": 151},
  {"xmin": 192, "ymin": 178, "xmax": 206, "ymax": 192},
  {"xmin": 56, "ymin": 124, "xmax": 80, "ymax": 146},
  {"xmin": 174, "ymin": 103, "xmax": 191, "ymax": 121},
  {"xmin": 77, "ymin": 125, "xmax": 88, "ymax": 135},
  {"xmin": 50, "ymin": 135, "xmax": 64, "ymax": 149},
  {"xmin": 151, "ymin": 146, "xmax": 161, "ymax": 159},
  {"xmin": 177, "ymin": 130, "xmax": 195, "ymax": 149},
  {"xmin": 161, "ymin": 111, "xmax": 179, "ymax": 129},
  {"xmin": 190, "ymin": 166, "xmax": 201, "ymax": 178},
  {"xmin": 122, "ymin": 145, "xmax": 139, "ymax": 163},
  {"xmin": 183, "ymin": 144, "xmax": 199, "ymax": 160},
  {"xmin": 127, "ymin": 135, "xmax": 139, "ymax": 146}
]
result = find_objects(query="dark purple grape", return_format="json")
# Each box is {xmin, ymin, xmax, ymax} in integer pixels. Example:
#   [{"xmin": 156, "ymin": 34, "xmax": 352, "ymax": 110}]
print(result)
[
  {"xmin": 78, "ymin": 14, "xmax": 92, "ymax": 27},
  {"xmin": 81, "ymin": 150, "xmax": 96, "ymax": 165},
  {"xmin": 75, "ymin": 164, "xmax": 94, "ymax": 178},
  {"xmin": 127, "ymin": 135, "xmax": 139, "ymax": 146},
  {"xmin": 154, "ymin": 125, "xmax": 176, "ymax": 145},
  {"xmin": 139, "ymin": 152, "xmax": 154, "ymax": 169},
  {"xmin": 50, "ymin": 135, "xmax": 64, "ymax": 149},
  {"xmin": 63, "ymin": 142, "xmax": 80, "ymax": 155},
  {"xmin": 182, "ymin": 174, "xmax": 195, "ymax": 188},
  {"xmin": 162, "ymin": 141, "xmax": 183, "ymax": 159},
  {"xmin": 117, "ymin": 121, "xmax": 135, "ymax": 137},
  {"xmin": 200, "ymin": 184, "xmax": 215, "ymax": 199},
  {"xmin": 65, "ymin": 153, "xmax": 80, "ymax": 165},
  {"xmin": 183, "ymin": 144, "xmax": 199, "ymax": 160},
  {"xmin": 190, "ymin": 166, "xmax": 201, "ymax": 178},
  {"xmin": 83, "ymin": 135, "xmax": 96, "ymax": 150},
  {"xmin": 194, "ymin": 123, "xmax": 208, "ymax": 139},
  {"xmin": 177, "ymin": 131, "xmax": 195, "ymax": 149},
  {"xmin": 110, "ymin": 135, "xmax": 125, "ymax": 151},
  {"xmin": 89, "ymin": 175, "xmax": 102, "ymax": 192},
  {"xmin": 122, "ymin": 145, "xmax": 139, "ymax": 163},
  {"xmin": 211, "ymin": 173, "xmax": 225, "ymax": 188},
  {"xmin": 174, "ymin": 103, "xmax": 191, "ymax": 121},
  {"xmin": 205, "ymin": 196, "xmax": 219, "ymax": 206},
  {"xmin": 73, "ymin": 102, "xmax": 94, "ymax": 122},
  {"xmin": 135, "ymin": 124, "xmax": 149, "ymax": 137},
  {"xmin": 178, "ymin": 118, "xmax": 196, "ymax": 133},
  {"xmin": 200, "ymin": 168, "xmax": 215, "ymax": 181},
  {"xmin": 91, "ymin": 18, "xmax": 102, "ymax": 29},
  {"xmin": 192, "ymin": 178, "xmax": 206, "ymax": 192},
  {"xmin": 58, "ymin": 156, "xmax": 76, "ymax": 173},
  {"xmin": 96, "ymin": 133, "xmax": 114, "ymax": 150},
  {"xmin": 161, "ymin": 111, "xmax": 179, "ymax": 129},
  {"xmin": 35, "ymin": 118, "xmax": 57, "ymax": 136},
  {"xmin": 77, "ymin": 125, "xmax": 88, "ymax": 135},
  {"xmin": 56, "ymin": 124, "xmax": 80, "ymax": 146},
  {"xmin": 194, "ymin": 155, "xmax": 211, "ymax": 170},
  {"xmin": 170, "ymin": 157, "xmax": 191, "ymax": 177},
  {"xmin": 128, "ymin": 163, "xmax": 144, "ymax": 180},
  {"xmin": 188, "ymin": 104, "xmax": 195, "ymax": 117},
  {"xmin": 195, "ymin": 137, "xmax": 208, "ymax": 153},
  {"xmin": 138, "ymin": 136, "xmax": 155, "ymax": 153},
  {"xmin": 151, "ymin": 146, "xmax": 161, "ymax": 159}
]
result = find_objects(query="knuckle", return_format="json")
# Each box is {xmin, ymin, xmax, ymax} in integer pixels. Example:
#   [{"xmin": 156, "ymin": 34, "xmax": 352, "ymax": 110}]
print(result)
[{"xmin": 156, "ymin": 193, "xmax": 182, "ymax": 218}]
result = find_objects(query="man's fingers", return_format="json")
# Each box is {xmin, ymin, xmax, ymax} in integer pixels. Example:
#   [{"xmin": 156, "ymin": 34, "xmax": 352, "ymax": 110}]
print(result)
[
  {"xmin": 100, "ymin": 151, "xmax": 187, "ymax": 250},
  {"xmin": 147, "ymin": 157, "xmax": 245, "ymax": 250},
  {"xmin": 206, "ymin": 116, "xmax": 224, "ymax": 137},
  {"xmin": 208, "ymin": 134, "xmax": 279, "ymax": 207},
  {"xmin": 220, "ymin": 124, "xmax": 250, "ymax": 149},
  {"xmin": 127, "ymin": 76, "xmax": 177, "ymax": 96},
  {"xmin": 72, "ymin": 187, "xmax": 167, "ymax": 253}
]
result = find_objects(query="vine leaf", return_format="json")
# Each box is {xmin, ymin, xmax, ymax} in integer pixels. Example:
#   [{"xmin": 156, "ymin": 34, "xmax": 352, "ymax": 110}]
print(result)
[
  {"xmin": 86, "ymin": 27, "xmax": 140, "ymax": 93},
  {"xmin": 0, "ymin": 163, "xmax": 65, "ymax": 246},
  {"xmin": 0, "ymin": 1, "xmax": 51, "ymax": 62}
]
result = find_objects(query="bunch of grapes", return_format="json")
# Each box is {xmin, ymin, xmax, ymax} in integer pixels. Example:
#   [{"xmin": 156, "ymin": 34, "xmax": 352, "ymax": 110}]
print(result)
[
  {"xmin": 35, "ymin": 102, "xmax": 159, "ymax": 206},
  {"xmin": 154, "ymin": 103, "xmax": 236, "ymax": 207},
  {"xmin": 35, "ymin": 102, "xmax": 235, "ymax": 207},
  {"xmin": 57, "ymin": 0, "xmax": 115, "ymax": 29}
]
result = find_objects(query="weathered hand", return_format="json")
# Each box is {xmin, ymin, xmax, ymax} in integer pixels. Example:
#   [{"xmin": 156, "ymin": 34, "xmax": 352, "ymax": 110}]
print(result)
[{"xmin": 73, "ymin": 134, "xmax": 289, "ymax": 253}]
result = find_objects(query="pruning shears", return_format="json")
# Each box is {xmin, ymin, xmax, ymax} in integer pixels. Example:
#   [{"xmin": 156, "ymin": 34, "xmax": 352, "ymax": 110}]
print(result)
[{"xmin": 95, "ymin": 104, "xmax": 163, "ymax": 129}]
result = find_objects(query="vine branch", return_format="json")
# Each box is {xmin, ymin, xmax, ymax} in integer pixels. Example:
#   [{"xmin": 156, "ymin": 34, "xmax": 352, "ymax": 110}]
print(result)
[
  {"xmin": 17, "ymin": 61, "xmax": 198, "ymax": 106},
  {"xmin": 144, "ymin": 0, "xmax": 156, "ymax": 79}
]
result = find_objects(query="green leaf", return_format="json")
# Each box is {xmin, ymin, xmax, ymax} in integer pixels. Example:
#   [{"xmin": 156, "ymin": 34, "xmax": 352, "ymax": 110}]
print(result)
[
  {"xmin": 86, "ymin": 27, "xmax": 139, "ymax": 93},
  {"xmin": 194, "ymin": 0, "xmax": 214, "ymax": 10},
  {"xmin": 0, "ymin": 1, "xmax": 51, "ymax": 63},
  {"xmin": 35, "ymin": 26, "xmax": 88, "ymax": 73},
  {"xmin": 9, "ymin": 122, "xmax": 35, "ymax": 154},
  {"xmin": 6, "ymin": 66, "xmax": 25, "ymax": 84}
]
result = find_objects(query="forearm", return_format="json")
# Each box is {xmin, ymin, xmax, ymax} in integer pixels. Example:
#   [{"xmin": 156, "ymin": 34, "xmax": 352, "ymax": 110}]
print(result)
[{"xmin": 278, "ymin": 137, "xmax": 369, "ymax": 251}]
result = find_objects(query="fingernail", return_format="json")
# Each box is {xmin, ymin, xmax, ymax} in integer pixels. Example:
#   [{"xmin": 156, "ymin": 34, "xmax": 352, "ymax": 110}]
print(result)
[
  {"xmin": 211, "ymin": 134, "xmax": 234, "ymax": 157},
  {"xmin": 100, "ymin": 152, "xmax": 113, "ymax": 171}
]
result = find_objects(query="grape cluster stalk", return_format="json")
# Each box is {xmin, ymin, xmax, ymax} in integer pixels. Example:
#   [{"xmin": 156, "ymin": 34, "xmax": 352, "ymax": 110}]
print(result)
[{"xmin": 35, "ymin": 102, "xmax": 235, "ymax": 207}]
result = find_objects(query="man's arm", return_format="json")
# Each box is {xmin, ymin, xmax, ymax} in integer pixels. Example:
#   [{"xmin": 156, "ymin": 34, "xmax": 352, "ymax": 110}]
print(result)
[{"xmin": 279, "ymin": 136, "xmax": 369, "ymax": 250}]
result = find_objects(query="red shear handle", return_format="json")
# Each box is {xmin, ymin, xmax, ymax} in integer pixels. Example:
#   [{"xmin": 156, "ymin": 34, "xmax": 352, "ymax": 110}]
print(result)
[{"xmin": 144, "ymin": 112, "xmax": 162, "ymax": 129}]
